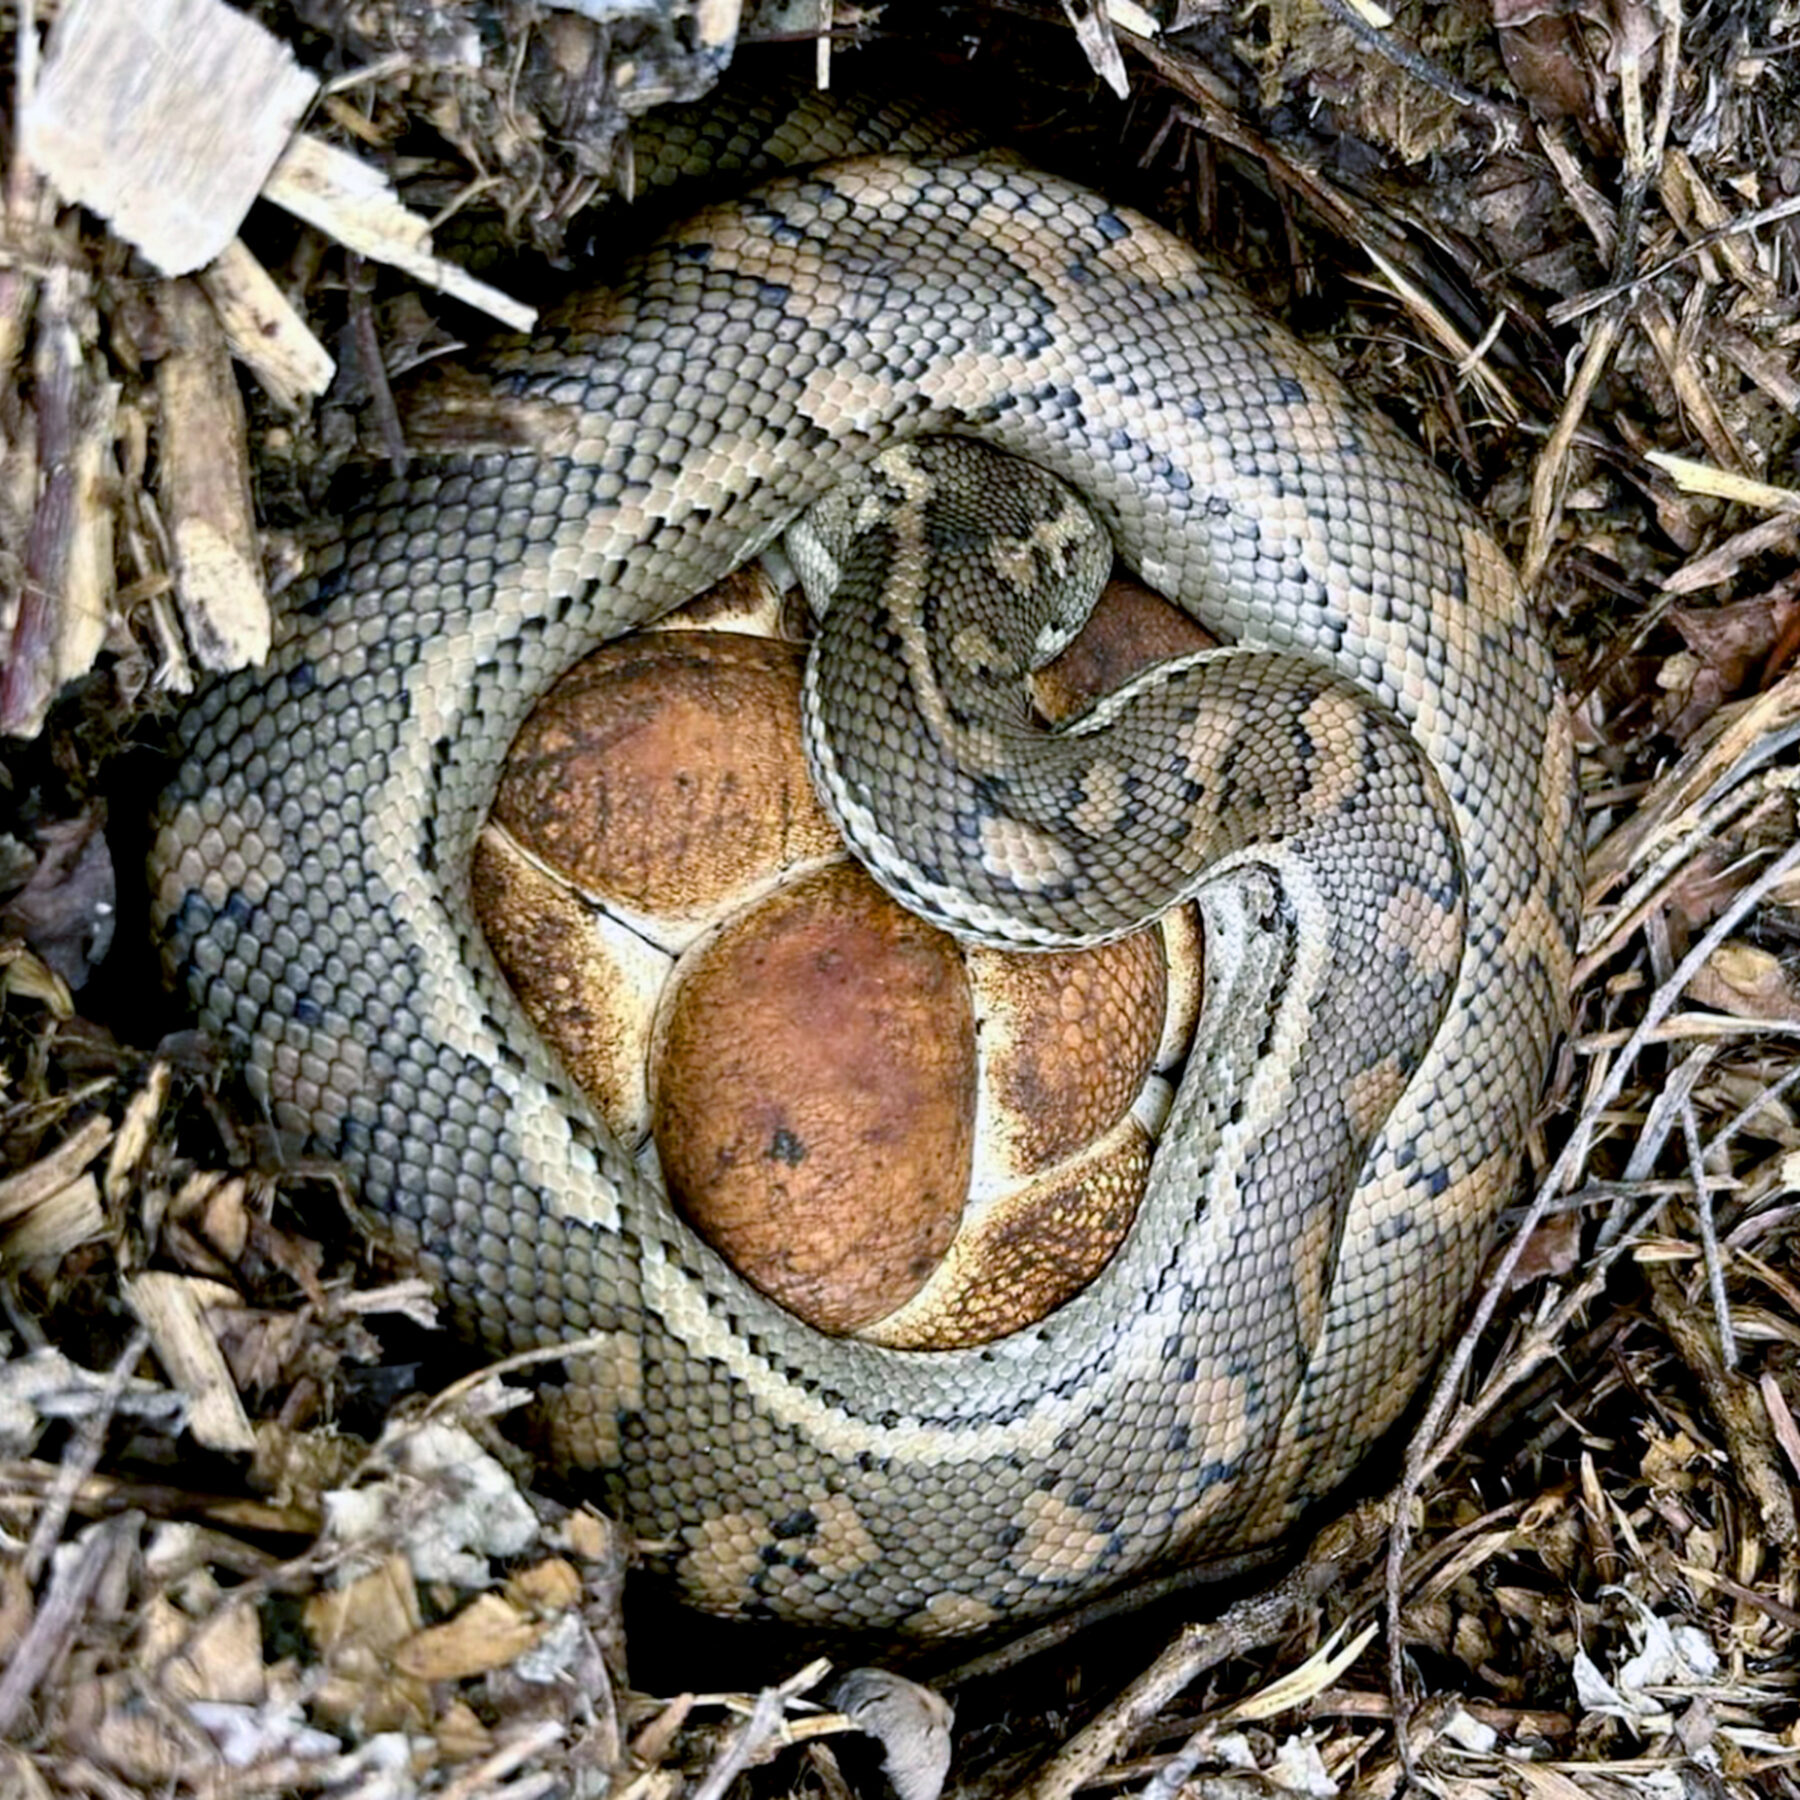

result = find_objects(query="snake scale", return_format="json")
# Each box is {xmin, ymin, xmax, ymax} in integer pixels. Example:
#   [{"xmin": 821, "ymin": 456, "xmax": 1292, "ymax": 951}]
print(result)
[{"xmin": 151, "ymin": 96, "xmax": 1580, "ymax": 1635}]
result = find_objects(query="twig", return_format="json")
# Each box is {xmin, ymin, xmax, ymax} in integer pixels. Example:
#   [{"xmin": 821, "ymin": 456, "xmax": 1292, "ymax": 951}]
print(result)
[
  {"xmin": 690, "ymin": 1684, "xmax": 786, "ymax": 1800},
  {"xmin": 1705, "ymin": 1062, "xmax": 1800, "ymax": 1161},
  {"xmin": 349, "ymin": 252, "xmax": 408, "ymax": 478},
  {"xmin": 1018, "ymin": 1506, "xmax": 1385, "ymax": 1800},
  {"xmin": 0, "ymin": 1514, "xmax": 134, "ymax": 1736},
  {"xmin": 20, "ymin": 1328, "xmax": 150, "ymax": 1585},
  {"xmin": 1682, "ymin": 1093, "xmax": 1735, "ymax": 1369},
  {"xmin": 434, "ymin": 1720, "xmax": 566, "ymax": 1800},
  {"xmin": 1646, "ymin": 1264, "xmax": 1797, "ymax": 1547},
  {"xmin": 1598, "ymin": 1042, "xmax": 1716, "ymax": 1248},
  {"xmin": 1314, "ymin": 0, "xmax": 1524, "ymax": 145}
]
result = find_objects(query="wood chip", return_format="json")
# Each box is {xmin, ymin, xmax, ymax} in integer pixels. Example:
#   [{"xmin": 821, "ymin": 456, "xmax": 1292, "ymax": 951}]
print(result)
[
  {"xmin": 199, "ymin": 239, "xmax": 335, "ymax": 410},
  {"xmin": 0, "ymin": 1173, "xmax": 104, "ymax": 1264},
  {"xmin": 104, "ymin": 1061, "xmax": 172, "ymax": 1207},
  {"xmin": 434, "ymin": 1700, "xmax": 496, "ymax": 1761},
  {"xmin": 23, "ymin": 0, "xmax": 317, "ymax": 276},
  {"xmin": 304, "ymin": 1550, "xmax": 423, "ymax": 1662},
  {"xmin": 123, "ymin": 1272, "xmax": 258, "ymax": 1453},
  {"xmin": 153, "ymin": 280, "xmax": 270, "ymax": 671},
  {"xmin": 395, "ymin": 1591, "xmax": 544, "ymax": 1681},
  {"xmin": 146, "ymin": 1592, "xmax": 266, "ymax": 1705},
  {"xmin": 0, "ymin": 1114, "xmax": 111, "ymax": 1226},
  {"xmin": 506, "ymin": 1556, "xmax": 583, "ymax": 1613},
  {"xmin": 264, "ymin": 134, "xmax": 535, "ymax": 333}
]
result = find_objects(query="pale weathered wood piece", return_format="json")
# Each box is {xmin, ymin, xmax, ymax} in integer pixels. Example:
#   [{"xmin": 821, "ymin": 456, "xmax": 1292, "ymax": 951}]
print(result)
[
  {"xmin": 23, "ymin": 0, "xmax": 317, "ymax": 276},
  {"xmin": 263, "ymin": 134, "xmax": 536, "ymax": 333},
  {"xmin": 154, "ymin": 280, "xmax": 270, "ymax": 671},
  {"xmin": 199, "ymin": 239, "xmax": 336, "ymax": 410}
]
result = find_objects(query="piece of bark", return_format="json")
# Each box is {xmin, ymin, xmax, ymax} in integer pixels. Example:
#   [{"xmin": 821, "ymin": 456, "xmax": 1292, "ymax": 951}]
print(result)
[{"xmin": 154, "ymin": 280, "xmax": 269, "ymax": 671}]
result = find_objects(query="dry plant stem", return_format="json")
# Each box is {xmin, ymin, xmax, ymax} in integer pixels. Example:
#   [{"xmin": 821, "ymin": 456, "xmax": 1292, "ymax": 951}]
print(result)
[
  {"xmin": 1710, "ymin": 1063, "xmax": 1800, "ymax": 1159},
  {"xmin": 1658, "ymin": 149, "xmax": 1764, "ymax": 295},
  {"xmin": 1384, "ymin": 834, "xmax": 1800, "ymax": 1747},
  {"xmin": 18, "ymin": 1329, "xmax": 149, "ymax": 1586},
  {"xmin": 1579, "ymin": 767, "xmax": 1798, "ymax": 986},
  {"xmin": 1525, "ymin": 4, "xmax": 1679, "ymax": 592},
  {"xmin": 1578, "ymin": 668, "xmax": 1800, "ymax": 976},
  {"xmin": 1688, "ymin": 1558, "xmax": 1800, "ymax": 1633},
  {"xmin": 1, "ymin": 260, "xmax": 76, "ymax": 735},
  {"xmin": 1383, "ymin": 1184, "xmax": 1667, "ymax": 1575},
  {"xmin": 434, "ymin": 1719, "xmax": 566, "ymax": 1800},
  {"xmin": 1601, "ymin": 1044, "xmax": 1714, "ymax": 1248},
  {"xmin": 1550, "ymin": 190, "xmax": 1800, "ymax": 326},
  {"xmin": 1522, "ymin": 307, "xmax": 1622, "ymax": 590},
  {"xmin": 417, "ymin": 1330, "xmax": 641, "ymax": 1427},
  {"xmin": 1359, "ymin": 243, "xmax": 1520, "ymax": 425},
  {"xmin": 0, "ymin": 1512, "xmax": 136, "ymax": 1737},
  {"xmin": 0, "ymin": 1330, "xmax": 149, "ymax": 1736},
  {"xmin": 0, "ymin": 1460, "xmax": 306, "ymax": 1543},
  {"xmin": 1612, "ymin": 1, "xmax": 1681, "ymax": 271},
  {"xmin": 1136, "ymin": 38, "xmax": 1375, "ymax": 250},
  {"xmin": 1420, "ymin": 838, "xmax": 1800, "ymax": 1418},
  {"xmin": 1646, "ymin": 1264, "xmax": 1798, "ymax": 1548},
  {"xmin": 1138, "ymin": 52, "xmax": 1536, "ymax": 450},
  {"xmin": 1681, "ymin": 1094, "xmax": 1736, "ymax": 1368},
  {"xmin": 1017, "ymin": 1506, "xmax": 1386, "ymax": 1800},
  {"xmin": 1538, "ymin": 128, "xmax": 1618, "ymax": 262},
  {"xmin": 690, "ymin": 1684, "xmax": 785, "ymax": 1800},
  {"xmin": 1319, "ymin": 1693, "xmax": 1464, "ymax": 1800},
  {"xmin": 1634, "ymin": 290, "xmax": 1749, "ymax": 474}
]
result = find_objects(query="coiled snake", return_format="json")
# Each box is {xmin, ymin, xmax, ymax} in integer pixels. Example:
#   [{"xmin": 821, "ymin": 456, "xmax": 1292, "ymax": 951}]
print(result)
[{"xmin": 152, "ymin": 135, "xmax": 1579, "ymax": 1635}]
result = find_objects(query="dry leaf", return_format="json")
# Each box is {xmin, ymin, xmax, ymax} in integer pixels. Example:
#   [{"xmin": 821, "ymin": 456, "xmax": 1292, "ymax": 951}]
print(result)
[
  {"xmin": 1688, "ymin": 941, "xmax": 1800, "ymax": 1020},
  {"xmin": 395, "ymin": 1591, "xmax": 543, "ymax": 1681}
]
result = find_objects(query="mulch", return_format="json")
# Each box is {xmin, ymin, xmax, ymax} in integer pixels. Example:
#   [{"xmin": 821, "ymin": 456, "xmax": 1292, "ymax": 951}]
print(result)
[{"xmin": 2, "ymin": 1, "xmax": 1798, "ymax": 1794}]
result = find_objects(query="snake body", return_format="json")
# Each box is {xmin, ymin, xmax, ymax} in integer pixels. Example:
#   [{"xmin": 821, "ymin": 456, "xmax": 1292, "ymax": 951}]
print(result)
[{"xmin": 152, "ymin": 149, "xmax": 1579, "ymax": 1635}]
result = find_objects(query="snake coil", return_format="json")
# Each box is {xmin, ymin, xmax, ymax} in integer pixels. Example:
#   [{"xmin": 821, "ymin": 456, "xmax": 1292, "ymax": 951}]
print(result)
[{"xmin": 153, "ymin": 149, "xmax": 1579, "ymax": 1635}]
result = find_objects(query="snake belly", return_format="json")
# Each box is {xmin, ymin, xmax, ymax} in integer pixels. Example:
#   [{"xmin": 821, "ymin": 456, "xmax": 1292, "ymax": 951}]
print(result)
[{"xmin": 151, "ymin": 154, "xmax": 1580, "ymax": 1636}]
